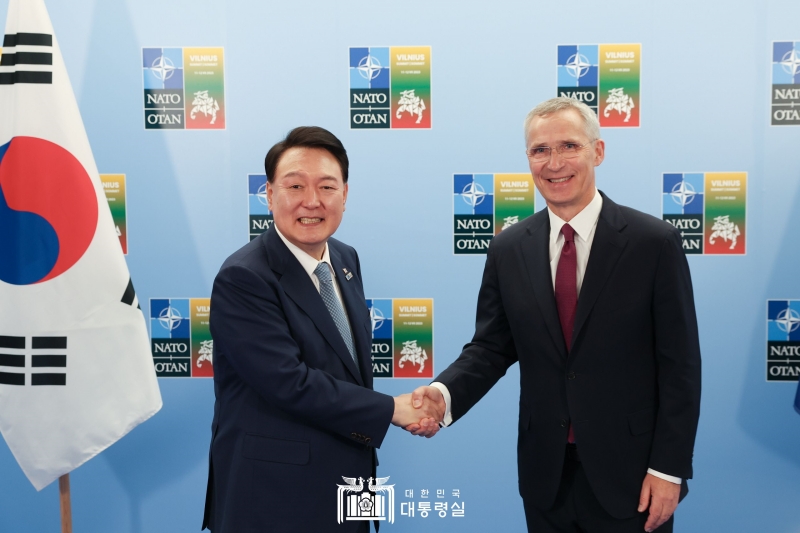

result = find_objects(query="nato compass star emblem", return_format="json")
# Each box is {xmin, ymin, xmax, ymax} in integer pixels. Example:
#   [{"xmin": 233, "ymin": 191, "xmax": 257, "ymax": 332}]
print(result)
[
  {"xmin": 776, "ymin": 308, "xmax": 800, "ymax": 333},
  {"xmin": 150, "ymin": 55, "xmax": 176, "ymax": 81},
  {"xmin": 780, "ymin": 49, "xmax": 800, "ymax": 76},
  {"xmin": 565, "ymin": 53, "xmax": 591, "ymax": 79},
  {"xmin": 670, "ymin": 181, "xmax": 697, "ymax": 207},
  {"xmin": 357, "ymin": 55, "xmax": 383, "ymax": 81},
  {"xmin": 461, "ymin": 182, "xmax": 487, "ymax": 207},
  {"xmin": 158, "ymin": 306, "xmax": 184, "ymax": 331},
  {"xmin": 370, "ymin": 306, "xmax": 385, "ymax": 333},
  {"xmin": 256, "ymin": 183, "xmax": 268, "ymax": 206}
]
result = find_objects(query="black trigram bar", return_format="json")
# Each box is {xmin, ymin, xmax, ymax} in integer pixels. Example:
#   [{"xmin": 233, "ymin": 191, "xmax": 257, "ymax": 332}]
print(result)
[
  {"xmin": 3, "ymin": 33, "xmax": 52, "ymax": 47},
  {"xmin": 0, "ymin": 52, "xmax": 53, "ymax": 66},
  {"xmin": 32, "ymin": 336, "xmax": 67, "ymax": 349},
  {"xmin": 32, "ymin": 373, "xmax": 66, "ymax": 386},
  {"xmin": 0, "ymin": 372, "xmax": 24, "ymax": 385},
  {"xmin": 32, "ymin": 355, "xmax": 67, "ymax": 367},
  {"xmin": 0, "ymin": 336, "xmax": 25, "ymax": 349},
  {"xmin": 121, "ymin": 278, "xmax": 137, "ymax": 306},
  {"xmin": 0, "ymin": 71, "xmax": 53, "ymax": 85},
  {"xmin": 0, "ymin": 353, "xmax": 25, "ymax": 367}
]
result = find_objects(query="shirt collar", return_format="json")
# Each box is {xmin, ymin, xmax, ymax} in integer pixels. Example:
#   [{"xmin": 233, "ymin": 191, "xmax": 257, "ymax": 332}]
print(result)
[
  {"xmin": 274, "ymin": 226, "xmax": 334, "ymax": 279},
  {"xmin": 548, "ymin": 189, "xmax": 603, "ymax": 243}
]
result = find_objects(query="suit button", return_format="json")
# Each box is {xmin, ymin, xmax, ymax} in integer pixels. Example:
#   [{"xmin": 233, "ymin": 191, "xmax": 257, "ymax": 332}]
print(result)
[
  {"xmin": 560, "ymin": 419, "xmax": 568, "ymax": 427},
  {"xmin": 351, "ymin": 433, "xmax": 358, "ymax": 438},
  {"xmin": 364, "ymin": 437, "xmax": 372, "ymax": 444},
  {"xmin": 568, "ymin": 372, "xmax": 576, "ymax": 380}
]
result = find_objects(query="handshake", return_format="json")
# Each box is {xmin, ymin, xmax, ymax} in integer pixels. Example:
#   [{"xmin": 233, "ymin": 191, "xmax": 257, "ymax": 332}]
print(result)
[{"xmin": 391, "ymin": 386, "xmax": 445, "ymax": 438}]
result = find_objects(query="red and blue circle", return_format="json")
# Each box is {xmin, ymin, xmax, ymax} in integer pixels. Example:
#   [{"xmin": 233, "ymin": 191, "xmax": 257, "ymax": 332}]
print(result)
[{"xmin": 0, "ymin": 136, "xmax": 98, "ymax": 285}]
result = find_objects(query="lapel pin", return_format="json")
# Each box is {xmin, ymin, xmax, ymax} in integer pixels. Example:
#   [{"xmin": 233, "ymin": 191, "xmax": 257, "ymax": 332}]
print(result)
[{"xmin": 342, "ymin": 268, "xmax": 354, "ymax": 281}]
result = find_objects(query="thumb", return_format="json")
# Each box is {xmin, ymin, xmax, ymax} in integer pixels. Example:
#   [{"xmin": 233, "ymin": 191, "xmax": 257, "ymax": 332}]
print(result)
[
  {"xmin": 638, "ymin": 478, "xmax": 651, "ymax": 513},
  {"xmin": 411, "ymin": 387, "xmax": 427, "ymax": 408}
]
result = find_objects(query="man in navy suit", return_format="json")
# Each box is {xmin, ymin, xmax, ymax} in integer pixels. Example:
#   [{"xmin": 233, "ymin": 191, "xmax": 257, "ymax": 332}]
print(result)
[
  {"xmin": 202, "ymin": 126, "xmax": 440, "ymax": 532},
  {"xmin": 410, "ymin": 98, "xmax": 701, "ymax": 532}
]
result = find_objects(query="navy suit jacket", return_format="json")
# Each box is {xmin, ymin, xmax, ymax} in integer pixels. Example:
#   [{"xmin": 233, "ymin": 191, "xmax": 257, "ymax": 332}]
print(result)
[
  {"xmin": 435, "ymin": 192, "xmax": 702, "ymax": 519},
  {"xmin": 202, "ymin": 227, "xmax": 394, "ymax": 532}
]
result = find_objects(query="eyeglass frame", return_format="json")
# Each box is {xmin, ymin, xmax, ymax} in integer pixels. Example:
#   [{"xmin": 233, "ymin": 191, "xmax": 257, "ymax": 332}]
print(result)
[{"xmin": 525, "ymin": 139, "xmax": 598, "ymax": 162}]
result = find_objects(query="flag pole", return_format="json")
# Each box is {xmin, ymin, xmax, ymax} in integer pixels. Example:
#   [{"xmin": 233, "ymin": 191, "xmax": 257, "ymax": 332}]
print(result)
[{"xmin": 59, "ymin": 474, "xmax": 73, "ymax": 533}]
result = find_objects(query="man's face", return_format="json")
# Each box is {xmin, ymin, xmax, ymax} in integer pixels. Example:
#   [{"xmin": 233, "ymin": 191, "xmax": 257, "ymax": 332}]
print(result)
[
  {"xmin": 525, "ymin": 109, "xmax": 605, "ymax": 219},
  {"xmin": 267, "ymin": 147, "xmax": 348, "ymax": 259}
]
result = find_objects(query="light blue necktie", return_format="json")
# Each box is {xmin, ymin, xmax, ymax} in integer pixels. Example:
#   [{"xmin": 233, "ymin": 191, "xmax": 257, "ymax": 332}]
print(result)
[{"xmin": 313, "ymin": 262, "xmax": 358, "ymax": 367}]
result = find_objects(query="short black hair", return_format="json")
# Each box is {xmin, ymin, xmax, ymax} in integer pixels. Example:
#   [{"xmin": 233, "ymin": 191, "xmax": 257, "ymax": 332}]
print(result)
[{"xmin": 264, "ymin": 126, "xmax": 349, "ymax": 183}]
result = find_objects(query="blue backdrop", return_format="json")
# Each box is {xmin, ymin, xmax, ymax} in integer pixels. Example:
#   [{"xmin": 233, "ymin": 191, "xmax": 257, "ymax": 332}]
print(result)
[{"xmin": 1, "ymin": 0, "xmax": 800, "ymax": 531}]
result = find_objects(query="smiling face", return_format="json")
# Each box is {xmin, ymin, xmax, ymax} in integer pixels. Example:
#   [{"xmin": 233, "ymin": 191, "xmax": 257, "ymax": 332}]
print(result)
[
  {"xmin": 525, "ymin": 108, "xmax": 605, "ymax": 221},
  {"xmin": 267, "ymin": 147, "xmax": 348, "ymax": 259}
]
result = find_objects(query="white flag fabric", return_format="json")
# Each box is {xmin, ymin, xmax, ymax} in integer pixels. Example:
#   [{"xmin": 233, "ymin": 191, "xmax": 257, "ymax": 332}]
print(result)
[{"xmin": 0, "ymin": 0, "xmax": 162, "ymax": 490}]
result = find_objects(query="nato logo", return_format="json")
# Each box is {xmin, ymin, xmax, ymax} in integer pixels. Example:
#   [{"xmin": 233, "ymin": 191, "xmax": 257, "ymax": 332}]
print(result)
[
  {"xmin": 767, "ymin": 300, "xmax": 800, "ymax": 381},
  {"xmin": 453, "ymin": 174, "xmax": 494, "ymax": 254},
  {"xmin": 150, "ymin": 298, "xmax": 191, "ymax": 377},
  {"xmin": 248, "ymin": 174, "xmax": 273, "ymax": 240},
  {"xmin": 771, "ymin": 42, "xmax": 800, "ymax": 125},
  {"xmin": 143, "ymin": 47, "xmax": 185, "ymax": 129},
  {"xmin": 557, "ymin": 45, "xmax": 598, "ymax": 111},
  {"xmin": 367, "ymin": 299, "xmax": 393, "ymax": 378},
  {"xmin": 350, "ymin": 47, "xmax": 391, "ymax": 128},
  {"xmin": 662, "ymin": 173, "xmax": 704, "ymax": 254}
]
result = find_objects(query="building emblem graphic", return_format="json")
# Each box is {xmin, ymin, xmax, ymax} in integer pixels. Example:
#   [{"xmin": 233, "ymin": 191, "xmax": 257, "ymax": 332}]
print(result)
[
  {"xmin": 454, "ymin": 173, "xmax": 535, "ymax": 254},
  {"xmin": 366, "ymin": 299, "xmax": 433, "ymax": 378},
  {"xmin": 557, "ymin": 44, "xmax": 641, "ymax": 127},
  {"xmin": 337, "ymin": 476, "xmax": 395, "ymax": 524},
  {"xmin": 771, "ymin": 41, "xmax": 800, "ymax": 126},
  {"xmin": 349, "ymin": 46, "xmax": 431, "ymax": 129},
  {"xmin": 248, "ymin": 174, "xmax": 273, "ymax": 240},
  {"xmin": 767, "ymin": 300, "xmax": 800, "ymax": 381},
  {"xmin": 142, "ymin": 47, "xmax": 225, "ymax": 130},
  {"xmin": 150, "ymin": 298, "xmax": 213, "ymax": 377},
  {"xmin": 662, "ymin": 172, "xmax": 747, "ymax": 255}
]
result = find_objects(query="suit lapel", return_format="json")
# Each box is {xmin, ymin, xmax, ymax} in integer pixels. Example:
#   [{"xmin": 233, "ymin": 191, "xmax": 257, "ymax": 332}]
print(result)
[
  {"xmin": 571, "ymin": 192, "xmax": 628, "ymax": 351},
  {"xmin": 329, "ymin": 245, "xmax": 372, "ymax": 389},
  {"xmin": 519, "ymin": 211, "xmax": 568, "ymax": 357},
  {"xmin": 264, "ymin": 230, "xmax": 364, "ymax": 386}
]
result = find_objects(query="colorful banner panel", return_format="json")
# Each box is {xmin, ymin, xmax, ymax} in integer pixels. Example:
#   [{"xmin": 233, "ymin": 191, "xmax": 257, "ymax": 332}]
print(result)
[
  {"xmin": 771, "ymin": 41, "xmax": 800, "ymax": 126},
  {"xmin": 367, "ymin": 298, "xmax": 433, "ymax": 379},
  {"xmin": 453, "ymin": 173, "xmax": 535, "ymax": 254},
  {"xmin": 662, "ymin": 172, "xmax": 747, "ymax": 255},
  {"xmin": 100, "ymin": 174, "xmax": 127, "ymax": 255},
  {"xmin": 142, "ymin": 47, "xmax": 225, "ymax": 130},
  {"xmin": 149, "ymin": 298, "xmax": 212, "ymax": 378},
  {"xmin": 557, "ymin": 44, "xmax": 641, "ymax": 127},
  {"xmin": 767, "ymin": 300, "xmax": 800, "ymax": 381},
  {"xmin": 349, "ymin": 46, "xmax": 431, "ymax": 129},
  {"xmin": 248, "ymin": 173, "xmax": 273, "ymax": 240}
]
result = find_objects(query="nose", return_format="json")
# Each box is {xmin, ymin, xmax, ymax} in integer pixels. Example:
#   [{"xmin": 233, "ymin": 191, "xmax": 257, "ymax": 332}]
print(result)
[
  {"xmin": 546, "ymin": 149, "xmax": 566, "ymax": 170},
  {"xmin": 300, "ymin": 186, "xmax": 321, "ymax": 207}
]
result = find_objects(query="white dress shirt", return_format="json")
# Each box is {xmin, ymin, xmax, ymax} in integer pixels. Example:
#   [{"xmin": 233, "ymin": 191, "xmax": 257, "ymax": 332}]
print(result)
[
  {"xmin": 274, "ymin": 227, "xmax": 353, "ymax": 337},
  {"xmin": 432, "ymin": 190, "xmax": 680, "ymax": 485}
]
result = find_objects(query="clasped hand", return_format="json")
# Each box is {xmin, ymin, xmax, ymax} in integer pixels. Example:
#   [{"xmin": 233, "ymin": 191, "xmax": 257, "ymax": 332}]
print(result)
[{"xmin": 391, "ymin": 386, "xmax": 446, "ymax": 438}]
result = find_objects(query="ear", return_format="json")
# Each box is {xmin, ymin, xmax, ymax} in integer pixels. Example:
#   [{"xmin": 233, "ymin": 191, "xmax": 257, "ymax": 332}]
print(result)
[
  {"xmin": 266, "ymin": 180, "xmax": 274, "ymax": 209},
  {"xmin": 593, "ymin": 139, "xmax": 605, "ymax": 167},
  {"xmin": 342, "ymin": 183, "xmax": 348, "ymax": 210}
]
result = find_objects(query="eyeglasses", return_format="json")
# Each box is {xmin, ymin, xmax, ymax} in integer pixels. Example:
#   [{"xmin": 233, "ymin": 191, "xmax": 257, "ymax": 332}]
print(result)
[{"xmin": 525, "ymin": 140, "xmax": 597, "ymax": 162}]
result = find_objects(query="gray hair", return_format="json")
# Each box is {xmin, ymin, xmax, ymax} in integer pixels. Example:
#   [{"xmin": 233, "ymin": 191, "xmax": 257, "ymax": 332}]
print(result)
[{"xmin": 523, "ymin": 97, "xmax": 601, "ymax": 142}]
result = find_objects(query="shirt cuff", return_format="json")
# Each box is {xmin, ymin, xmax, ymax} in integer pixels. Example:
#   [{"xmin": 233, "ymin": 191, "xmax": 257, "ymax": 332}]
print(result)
[
  {"xmin": 647, "ymin": 468, "xmax": 681, "ymax": 485},
  {"xmin": 430, "ymin": 382, "xmax": 453, "ymax": 427}
]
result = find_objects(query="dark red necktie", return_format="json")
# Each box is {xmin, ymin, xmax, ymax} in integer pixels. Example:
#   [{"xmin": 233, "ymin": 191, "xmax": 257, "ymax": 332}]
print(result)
[{"xmin": 555, "ymin": 223, "xmax": 577, "ymax": 443}]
